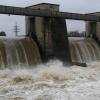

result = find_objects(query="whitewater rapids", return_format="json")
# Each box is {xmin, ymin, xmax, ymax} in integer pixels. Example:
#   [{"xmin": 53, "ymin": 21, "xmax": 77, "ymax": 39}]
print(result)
[{"xmin": 0, "ymin": 60, "xmax": 100, "ymax": 100}]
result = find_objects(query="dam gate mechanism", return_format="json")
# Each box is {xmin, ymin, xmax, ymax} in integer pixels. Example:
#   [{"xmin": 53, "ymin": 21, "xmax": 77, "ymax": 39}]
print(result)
[{"xmin": 0, "ymin": 3, "xmax": 100, "ymax": 67}]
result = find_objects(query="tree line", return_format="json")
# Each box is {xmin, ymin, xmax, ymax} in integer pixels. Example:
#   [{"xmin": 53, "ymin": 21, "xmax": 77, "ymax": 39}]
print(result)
[
  {"xmin": 0, "ymin": 31, "xmax": 6, "ymax": 36},
  {"xmin": 68, "ymin": 30, "xmax": 86, "ymax": 37}
]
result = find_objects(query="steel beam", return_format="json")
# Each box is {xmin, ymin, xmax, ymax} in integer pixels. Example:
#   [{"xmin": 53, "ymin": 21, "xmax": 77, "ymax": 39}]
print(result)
[{"xmin": 0, "ymin": 5, "xmax": 100, "ymax": 21}]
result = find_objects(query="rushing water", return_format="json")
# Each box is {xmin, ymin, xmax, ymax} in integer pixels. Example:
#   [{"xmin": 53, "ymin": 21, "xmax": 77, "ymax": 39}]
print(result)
[
  {"xmin": 0, "ymin": 37, "xmax": 99, "ymax": 67},
  {"xmin": 0, "ymin": 37, "xmax": 41, "ymax": 68},
  {"xmin": 0, "ymin": 60, "xmax": 100, "ymax": 100},
  {"xmin": 69, "ymin": 37, "xmax": 100, "ymax": 63}
]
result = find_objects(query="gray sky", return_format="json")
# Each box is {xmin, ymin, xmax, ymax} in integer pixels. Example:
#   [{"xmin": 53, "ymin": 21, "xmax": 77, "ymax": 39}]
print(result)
[{"xmin": 0, "ymin": 0, "xmax": 100, "ymax": 36}]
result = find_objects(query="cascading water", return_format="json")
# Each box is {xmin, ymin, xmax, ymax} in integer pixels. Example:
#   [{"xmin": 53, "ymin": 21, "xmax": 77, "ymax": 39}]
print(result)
[
  {"xmin": 69, "ymin": 37, "xmax": 100, "ymax": 63},
  {"xmin": 0, "ymin": 37, "xmax": 41, "ymax": 68}
]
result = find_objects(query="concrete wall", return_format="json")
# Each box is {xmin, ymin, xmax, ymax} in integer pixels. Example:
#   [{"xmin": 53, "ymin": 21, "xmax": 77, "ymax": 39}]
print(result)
[
  {"xmin": 97, "ymin": 22, "xmax": 100, "ymax": 39},
  {"xmin": 50, "ymin": 18, "xmax": 71, "ymax": 63},
  {"xmin": 86, "ymin": 21, "xmax": 90, "ymax": 37}
]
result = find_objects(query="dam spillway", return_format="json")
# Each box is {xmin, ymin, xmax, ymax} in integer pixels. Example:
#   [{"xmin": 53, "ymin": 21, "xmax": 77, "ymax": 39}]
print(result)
[
  {"xmin": 0, "ymin": 37, "xmax": 41, "ymax": 68},
  {"xmin": 0, "ymin": 3, "xmax": 99, "ymax": 66},
  {"xmin": 69, "ymin": 37, "xmax": 100, "ymax": 63},
  {"xmin": 0, "ymin": 36, "xmax": 99, "ymax": 68}
]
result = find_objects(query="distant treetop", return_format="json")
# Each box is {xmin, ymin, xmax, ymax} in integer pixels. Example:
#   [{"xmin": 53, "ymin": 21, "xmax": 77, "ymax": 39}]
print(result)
[{"xmin": 0, "ymin": 31, "xmax": 6, "ymax": 36}]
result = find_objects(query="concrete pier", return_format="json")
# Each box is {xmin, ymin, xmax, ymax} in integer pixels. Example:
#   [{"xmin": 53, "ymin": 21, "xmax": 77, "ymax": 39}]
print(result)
[
  {"xmin": 25, "ymin": 3, "xmax": 71, "ymax": 63},
  {"xmin": 86, "ymin": 12, "xmax": 100, "ymax": 41}
]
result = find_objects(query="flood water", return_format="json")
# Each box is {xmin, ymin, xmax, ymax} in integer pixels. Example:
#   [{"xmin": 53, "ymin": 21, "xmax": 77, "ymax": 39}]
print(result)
[
  {"xmin": 0, "ymin": 37, "xmax": 99, "ymax": 99},
  {"xmin": 0, "ymin": 60, "xmax": 100, "ymax": 100}
]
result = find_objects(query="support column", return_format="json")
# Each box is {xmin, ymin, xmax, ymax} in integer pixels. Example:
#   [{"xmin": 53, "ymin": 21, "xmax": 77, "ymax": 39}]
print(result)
[
  {"xmin": 50, "ymin": 18, "xmax": 71, "ymax": 64},
  {"xmin": 25, "ymin": 3, "xmax": 71, "ymax": 64}
]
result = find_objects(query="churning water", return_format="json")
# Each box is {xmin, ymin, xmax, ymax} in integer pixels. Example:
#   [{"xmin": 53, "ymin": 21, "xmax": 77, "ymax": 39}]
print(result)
[{"xmin": 0, "ymin": 60, "xmax": 100, "ymax": 100}]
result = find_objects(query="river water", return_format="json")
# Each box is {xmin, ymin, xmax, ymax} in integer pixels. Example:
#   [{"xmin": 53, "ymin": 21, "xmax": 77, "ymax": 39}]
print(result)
[
  {"xmin": 0, "ymin": 37, "xmax": 99, "ymax": 99},
  {"xmin": 0, "ymin": 60, "xmax": 100, "ymax": 100}
]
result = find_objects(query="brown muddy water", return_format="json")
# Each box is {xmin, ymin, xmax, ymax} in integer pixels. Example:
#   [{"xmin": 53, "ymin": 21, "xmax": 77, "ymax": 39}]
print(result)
[{"xmin": 0, "ymin": 60, "xmax": 100, "ymax": 100}]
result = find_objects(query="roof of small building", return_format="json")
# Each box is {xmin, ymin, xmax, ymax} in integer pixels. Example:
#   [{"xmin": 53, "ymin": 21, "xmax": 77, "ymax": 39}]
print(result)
[
  {"xmin": 85, "ymin": 12, "xmax": 100, "ymax": 15},
  {"xmin": 26, "ymin": 3, "xmax": 59, "ymax": 8}
]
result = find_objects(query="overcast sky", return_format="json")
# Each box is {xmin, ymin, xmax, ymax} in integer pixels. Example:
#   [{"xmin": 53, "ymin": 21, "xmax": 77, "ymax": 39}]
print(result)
[{"xmin": 0, "ymin": 0, "xmax": 100, "ymax": 36}]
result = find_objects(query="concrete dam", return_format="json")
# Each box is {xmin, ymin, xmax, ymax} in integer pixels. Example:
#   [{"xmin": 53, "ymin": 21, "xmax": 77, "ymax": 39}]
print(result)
[
  {"xmin": 0, "ymin": 3, "xmax": 99, "ymax": 67},
  {"xmin": 0, "ymin": 3, "xmax": 100, "ymax": 100}
]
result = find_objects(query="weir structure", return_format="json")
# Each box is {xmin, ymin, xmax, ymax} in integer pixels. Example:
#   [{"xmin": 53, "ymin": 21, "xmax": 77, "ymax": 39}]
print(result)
[{"xmin": 0, "ymin": 3, "xmax": 99, "ymax": 66}]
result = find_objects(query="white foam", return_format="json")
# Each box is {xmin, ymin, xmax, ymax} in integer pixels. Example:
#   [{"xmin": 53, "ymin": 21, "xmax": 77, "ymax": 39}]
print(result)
[{"xmin": 0, "ymin": 60, "xmax": 100, "ymax": 100}]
